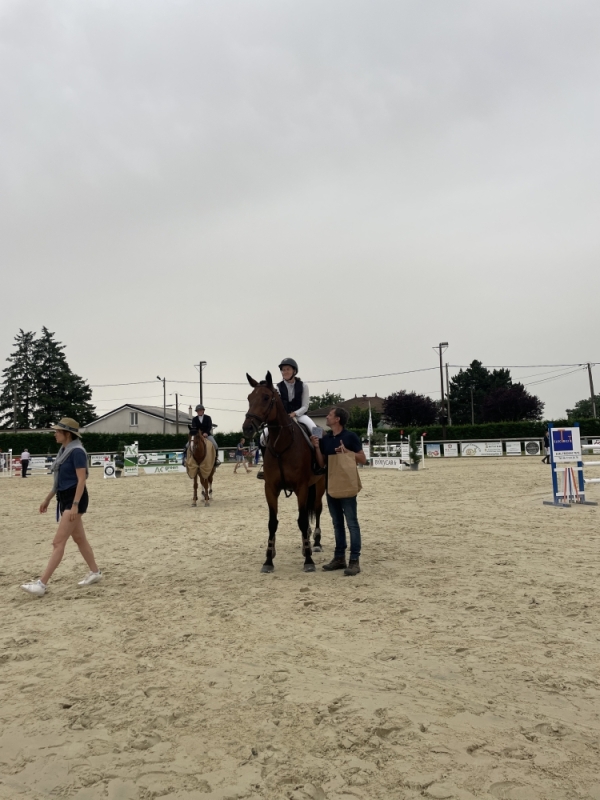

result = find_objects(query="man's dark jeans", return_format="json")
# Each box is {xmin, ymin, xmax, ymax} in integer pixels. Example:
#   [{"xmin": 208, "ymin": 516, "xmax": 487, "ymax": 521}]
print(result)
[{"xmin": 326, "ymin": 493, "xmax": 361, "ymax": 561}]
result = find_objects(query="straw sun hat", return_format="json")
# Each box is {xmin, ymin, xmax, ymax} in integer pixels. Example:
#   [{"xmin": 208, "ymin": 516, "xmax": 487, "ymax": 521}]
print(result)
[{"xmin": 52, "ymin": 418, "xmax": 82, "ymax": 438}]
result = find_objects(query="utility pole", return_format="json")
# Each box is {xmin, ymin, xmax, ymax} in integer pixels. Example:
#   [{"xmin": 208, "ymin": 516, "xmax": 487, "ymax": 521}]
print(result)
[
  {"xmin": 470, "ymin": 386, "xmax": 475, "ymax": 426},
  {"xmin": 445, "ymin": 362, "xmax": 452, "ymax": 426},
  {"xmin": 588, "ymin": 363, "xmax": 597, "ymax": 419},
  {"xmin": 433, "ymin": 342, "xmax": 449, "ymax": 439},
  {"xmin": 195, "ymin": 361, "xmax": 207, "ymax": 406},
  {"xmin": 157, "ymin": 376, "xmax": 166, "ymax": 434},
  {"xmin": 175, "ymin": 393, "xmax": 179, "ymax": 435}
]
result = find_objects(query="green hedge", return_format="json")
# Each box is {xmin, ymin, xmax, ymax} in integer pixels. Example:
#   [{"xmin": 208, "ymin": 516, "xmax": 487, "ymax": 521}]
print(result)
[
  {"xmin": 1, "ymin": 418, "xmax": 599, "ymax": 455},
  {"xmin": 0, "ymin": 430, "xmax": 245, "ymax": 455}
]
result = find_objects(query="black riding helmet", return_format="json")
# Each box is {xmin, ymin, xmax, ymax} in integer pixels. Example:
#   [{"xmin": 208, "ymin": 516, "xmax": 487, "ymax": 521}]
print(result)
[{"xmin": 278, "ymin": 358, "xmax": 298, "ymax": 375}]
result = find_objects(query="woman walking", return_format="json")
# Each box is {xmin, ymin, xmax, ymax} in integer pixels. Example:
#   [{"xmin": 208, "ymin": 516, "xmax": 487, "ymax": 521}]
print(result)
[
  {"xmin": 21, "ymin": 418, "xmax": 102, "ymax": 597},
  {"xmin": 233, "ymin": 437, "xmax": 250, "ymax": 474}
]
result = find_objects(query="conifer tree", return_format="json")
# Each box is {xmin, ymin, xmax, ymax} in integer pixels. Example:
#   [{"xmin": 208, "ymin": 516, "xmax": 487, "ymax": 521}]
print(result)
[
  {"xmin": 0, "ymin": 329, "xmax": 37, "ymax": 429},
  {"xmin": 31, "ymin": 327, "xmax": 95, "ymax": 428}
]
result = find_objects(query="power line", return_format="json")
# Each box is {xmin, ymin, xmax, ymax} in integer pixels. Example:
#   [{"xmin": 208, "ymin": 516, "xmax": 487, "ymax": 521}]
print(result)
[{"xmin": 450, "ymin": 362, "xmax": 597, "ymax": 369}]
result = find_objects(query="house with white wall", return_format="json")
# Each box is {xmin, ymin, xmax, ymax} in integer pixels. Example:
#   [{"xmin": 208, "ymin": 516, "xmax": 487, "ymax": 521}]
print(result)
[{"xmin": 82, "ymin": 404, "xmax": 193, "ymax": 435}]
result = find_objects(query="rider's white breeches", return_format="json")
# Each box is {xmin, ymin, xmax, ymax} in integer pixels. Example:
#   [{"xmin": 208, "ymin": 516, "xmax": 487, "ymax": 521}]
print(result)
[{"xmin": 260, "ymin": 415, "xmax": 317, "ymax": 446}]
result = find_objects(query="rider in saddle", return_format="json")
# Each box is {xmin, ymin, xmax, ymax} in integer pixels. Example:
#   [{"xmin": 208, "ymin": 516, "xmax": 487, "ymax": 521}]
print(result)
[
  {"xmin": 187, "ymin": 404, "xmax": 220, "ymax": 467},
  {"xmin": 256, "ymin": 358, "xmax": 324, "ymax": 480}
]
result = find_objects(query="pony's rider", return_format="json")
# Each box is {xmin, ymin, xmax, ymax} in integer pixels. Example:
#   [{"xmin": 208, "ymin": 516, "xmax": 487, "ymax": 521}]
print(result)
[
  {"xmin": 186, "ymin": 404, "xmax": 220, "ymax": 467},
  {"xmin": 257, "ymin": 358, "xmax": 322, "ymax": 479}
]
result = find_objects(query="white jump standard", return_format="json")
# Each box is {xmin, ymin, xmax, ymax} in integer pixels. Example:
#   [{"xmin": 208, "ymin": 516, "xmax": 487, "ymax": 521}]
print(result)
[{"xmin": 543, "ymin": 423, "xmax": 598, "ymax": 508}]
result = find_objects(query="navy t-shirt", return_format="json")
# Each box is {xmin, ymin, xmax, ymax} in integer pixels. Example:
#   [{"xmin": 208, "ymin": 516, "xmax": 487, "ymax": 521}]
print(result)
[
  {"xmin": 56, "ymin": 448, "xmax": 88, "ymax": 491},
  {"xmin": 319, "ymin": 429, "xmax": 363, "ymax": 458}
]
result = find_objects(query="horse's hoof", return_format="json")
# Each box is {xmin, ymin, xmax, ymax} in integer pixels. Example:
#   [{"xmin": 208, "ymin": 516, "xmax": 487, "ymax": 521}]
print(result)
[
  {"xmin": 191, "ymin": 503, "xmax": 197, "ymax": 507},
  {"xmin": 313, "ymin": 545, "xmax": 323, "ymax": 552},
  {"xmin": 303, "ymin": 563, "xmax": 316, "ymax": 572},
  {"xmin": 261, "ymin": 564, "xmax": 274, "ymax": 574}
]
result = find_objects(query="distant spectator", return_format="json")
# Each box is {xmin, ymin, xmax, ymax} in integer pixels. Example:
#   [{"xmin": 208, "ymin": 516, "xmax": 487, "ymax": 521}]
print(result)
[
  {"xmin": 21, "ymin": 448, "xmax": 31, "ymax": 478},
  {"xmin": 542, "ymin": 431, "xmax": 550, "ymax": 464}
]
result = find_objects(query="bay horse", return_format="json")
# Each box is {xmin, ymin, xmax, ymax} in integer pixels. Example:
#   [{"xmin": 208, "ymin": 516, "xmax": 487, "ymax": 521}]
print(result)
[
  {"xmin": 243, "ymin": 372, "xmax": 325, "ymax": 573},
  {"xmin": 188, "ymin": 430, "xmax": 216, "ymax": 507}
]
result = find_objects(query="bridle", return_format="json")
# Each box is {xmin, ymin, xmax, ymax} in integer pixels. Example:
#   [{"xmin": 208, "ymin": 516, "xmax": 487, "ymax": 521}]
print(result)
[
  {"xmin": 244, "ymin": 388, "xmax": 294, "ymax": 439},
  {"xmin": 244, "ymin": 386, "xmax": 296, "ymax": 496}
]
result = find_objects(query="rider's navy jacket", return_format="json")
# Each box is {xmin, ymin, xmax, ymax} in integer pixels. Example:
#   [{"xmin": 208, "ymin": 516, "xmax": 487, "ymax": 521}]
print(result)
[{"xmin": 190, "ymin": 414, "xmax": 213, "ymax": 435}]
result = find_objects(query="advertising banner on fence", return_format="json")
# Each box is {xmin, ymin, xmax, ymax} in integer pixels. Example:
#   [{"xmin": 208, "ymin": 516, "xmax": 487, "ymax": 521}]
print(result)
[
  {"xmin": 372, "ymin": 457, "xmax": 403, "ymax": 470},
  {"xmin": 525, "ymin": 441, "xmax": 541, "ymax": 456},
  {"xmin": 461, "ymin": 442, "xmax": 503, "ymax": 457},
  {"xmin": 551, "ymin": 427, "xmax": 582, "ymax": 464},
  {"xmin": 90, "ymin": 454, "xmax": 114, "ymax": 467},
  {"xmin": 123, "ymin": 443, "xmax": 139, "ymax": 477},
  {"xmin": 103, "ymin": 462, "xmax": 117, "ymax": 479},
  {"xmin": 444, "ymin": 442, "xmax": 459, "ymax": 457},
  {"xmin": 505, "ymin": 441, "xmax": 522, "ymax": 456},
  {"xmin": 586, "ymin": 439, "xmax": 600, "ymax": 454},
  {"xmin": 139, "ymin": 451, "xmax": 185, "ymax": 474},
  {"xmin": 426, "ymin": 443, "xmax": 441, "ymax": 458}
]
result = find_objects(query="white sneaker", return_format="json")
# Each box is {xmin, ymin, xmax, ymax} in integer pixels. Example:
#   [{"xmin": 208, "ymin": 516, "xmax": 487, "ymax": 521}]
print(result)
[
  {"xmin": 78, "ymin": 571, "xmax": 103, "ymax": 586},
  {"xmin": 21, "ymin": 579, "xmax": 46, "ymax": 596}
]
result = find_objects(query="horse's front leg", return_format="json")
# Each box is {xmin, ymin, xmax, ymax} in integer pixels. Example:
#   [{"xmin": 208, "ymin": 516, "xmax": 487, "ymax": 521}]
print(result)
[
  {"xmin": 262, "ymin": 485, "xmax": 279, "ymax": 573},
  {"xmin": 192, "ymin": 473, "xmax": 198, "ymax": 507},
  {"xmin": 201, "ymin": 477, "xmax": 210, "ymax": 506},
  {"xmin": 297, "ymin": 487, "xmax": 315, "ymax": 572}
]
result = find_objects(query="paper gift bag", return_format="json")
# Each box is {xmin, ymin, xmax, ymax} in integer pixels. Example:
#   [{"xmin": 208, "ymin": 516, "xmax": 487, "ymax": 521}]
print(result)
[{"xmin": 328, "ymin": 451, "xmax": 362, "ymax": 499}]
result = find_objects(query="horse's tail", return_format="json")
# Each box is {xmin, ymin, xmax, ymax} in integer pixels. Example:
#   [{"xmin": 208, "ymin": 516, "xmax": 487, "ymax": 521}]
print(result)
[{"xmin": 307, "ymin": 483, "xmax": 317, "ymax": 525}]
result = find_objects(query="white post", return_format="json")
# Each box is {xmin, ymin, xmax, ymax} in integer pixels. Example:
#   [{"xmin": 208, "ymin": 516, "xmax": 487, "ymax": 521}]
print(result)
[{"xmin": 421, "ymin": 435, "xmax": 425, "ymax": 469}]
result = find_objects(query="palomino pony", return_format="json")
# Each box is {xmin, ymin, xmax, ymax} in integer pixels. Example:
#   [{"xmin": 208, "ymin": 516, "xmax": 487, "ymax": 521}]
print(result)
[
  {"xmin": 187, "ymin": 430, "xmax": 216, "ymax": 507},
  {"xmin": 243, "ymin": 372, "xmax": 325, "ymax": 573}
]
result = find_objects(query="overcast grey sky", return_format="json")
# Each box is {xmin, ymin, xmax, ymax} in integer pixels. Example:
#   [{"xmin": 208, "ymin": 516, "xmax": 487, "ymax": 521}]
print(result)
[{"xmin": 1, "ymin": 0, "xmax": 599, "ymax": 431}]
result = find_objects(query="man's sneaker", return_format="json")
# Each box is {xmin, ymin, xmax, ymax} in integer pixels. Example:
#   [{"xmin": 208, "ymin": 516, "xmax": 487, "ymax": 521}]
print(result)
[
  {"xmin": 344, "ymin": 560, "xmax": 361, "ymax": 576},
  {"xmin": 21, "ymin": 579, "xmax": 46, "ymax": 596},
  {"xmin": 78, "ymin": 571, "xmax": 103, "ymax": 586},
  {"xmin": 322, "ymin": 558, "xmax": 347, "ymax": 571}
]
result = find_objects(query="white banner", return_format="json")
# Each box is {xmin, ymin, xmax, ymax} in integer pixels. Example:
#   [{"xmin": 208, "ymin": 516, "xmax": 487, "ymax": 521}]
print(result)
[
  {"xmin": 362, "ymin": 444, "xmax": 370, "ymax": 460},
  {"xmin": 444, "ymin": 443, "xmax": 459, "ymax": 457},
  {"xmin": 551, "ymin": 427, "xmax": 582, "ymax": 464},
  {"xmin": 90, "ymin": 454, "xmax": 114, "ymax": 467},
  {"xmin": 426, "ymin": 443, "xmax": 441, "ymax": 458},
  {"xmin": 123, "ymin": 442, "xmax": 139, "ymax": 477},
  {"xmin": 372, "ymin": 457, "xmax": 403, "ymax": 470},
  {"xmin": 505, "ymin": 441, "xmax": 522, "ymax": 456},
  {"xmin": 103, "ymin": 462, "xmax": 117, "ymax": 479},
  {"xmin": 461, "ymin": 442, "xmax": 503, "ymax": 457},
  {"xmin": 524, "ymin": 440, "xmax": 541, "ymax": 456}
]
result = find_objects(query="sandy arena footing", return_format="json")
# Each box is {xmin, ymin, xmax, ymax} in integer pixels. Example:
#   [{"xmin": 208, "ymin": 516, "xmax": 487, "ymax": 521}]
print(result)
[{"xmin": 1, "ymin": 458, "xmax": 599, "ymax": 800}]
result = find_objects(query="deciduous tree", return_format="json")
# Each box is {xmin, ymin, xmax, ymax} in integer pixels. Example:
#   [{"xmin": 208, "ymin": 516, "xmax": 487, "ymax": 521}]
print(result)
[
  {"xmin": 383, "ymin": 391, "xmax": 438, "ymax": 427},
  {"xmin": 308, "ymin": 391, "xmax": 345, "ymax": 411}
]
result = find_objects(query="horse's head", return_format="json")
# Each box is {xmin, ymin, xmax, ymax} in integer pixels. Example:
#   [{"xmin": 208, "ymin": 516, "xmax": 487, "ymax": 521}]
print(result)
[{"xmin": 243, "ymin": 372, "xmax": 279, "ymax": 437}]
